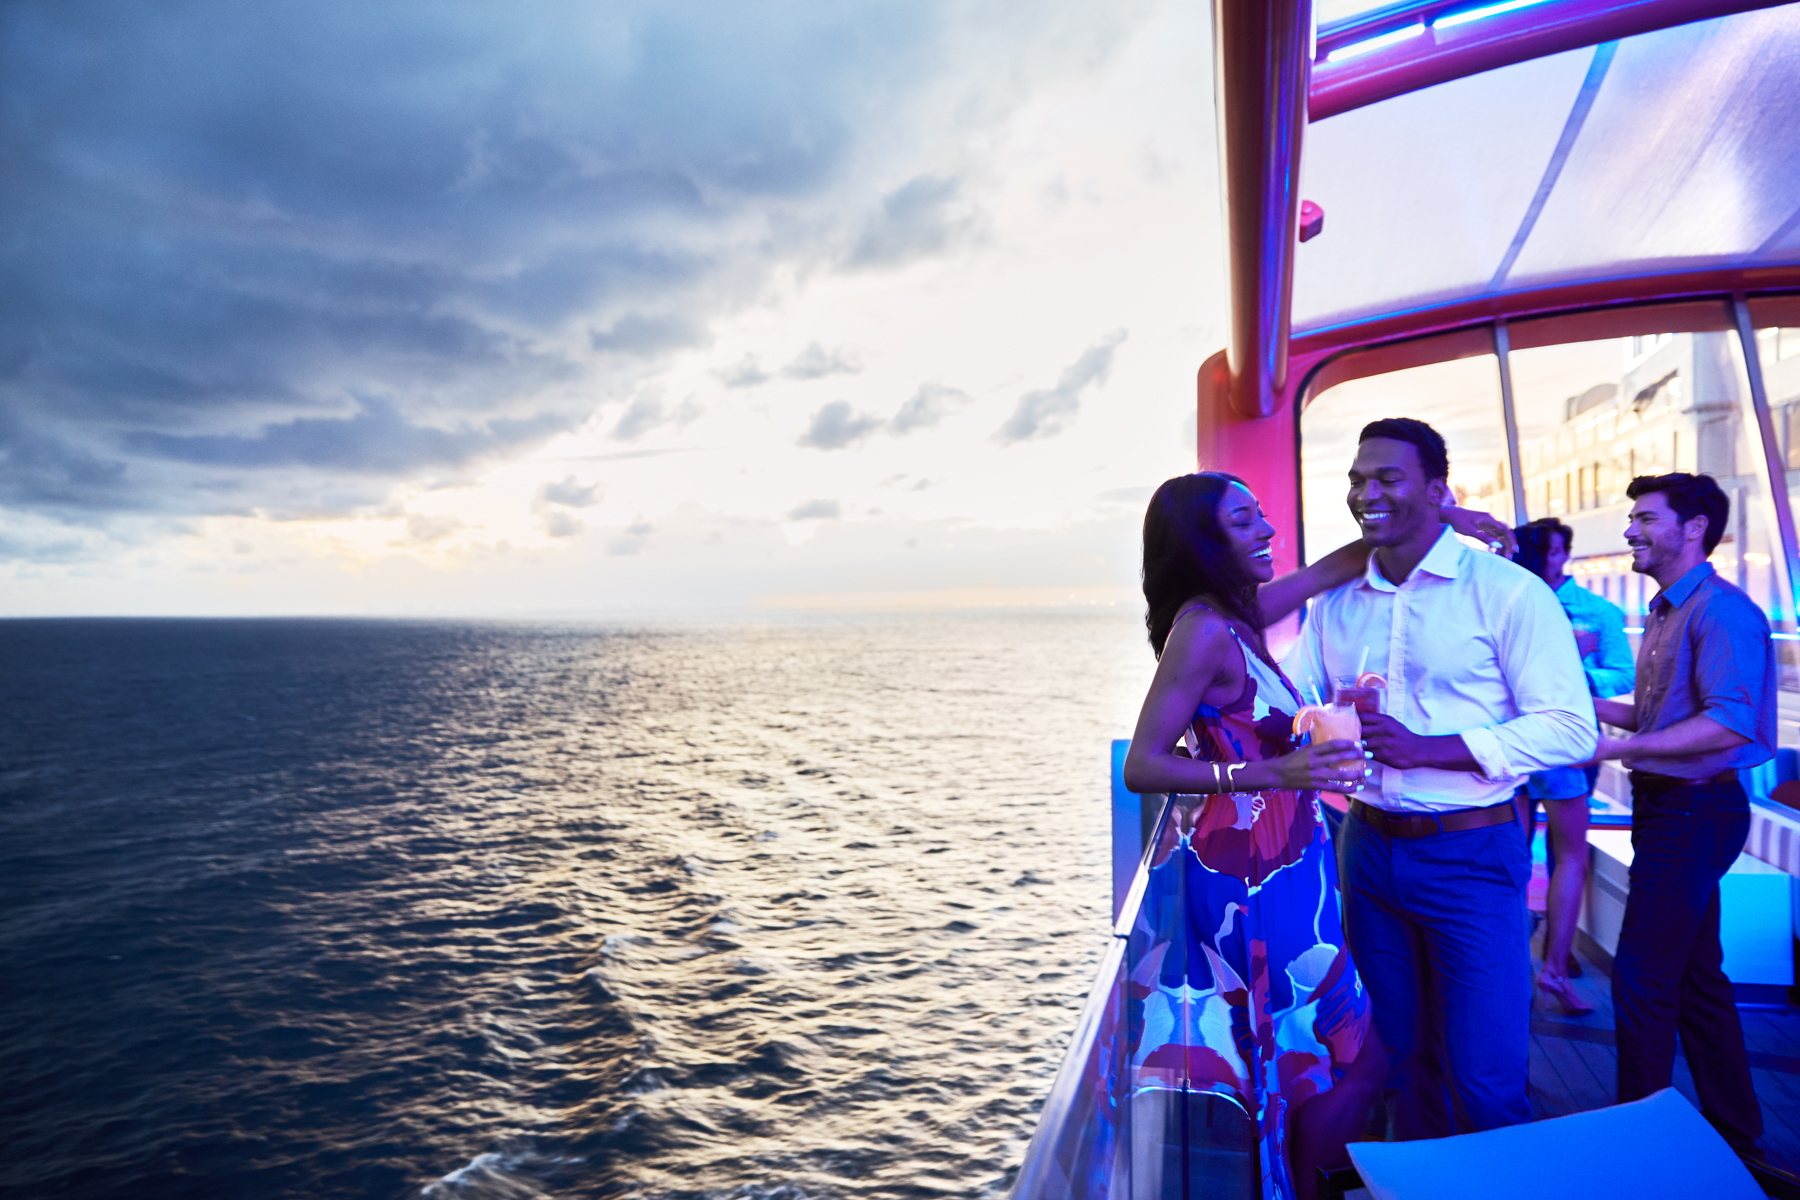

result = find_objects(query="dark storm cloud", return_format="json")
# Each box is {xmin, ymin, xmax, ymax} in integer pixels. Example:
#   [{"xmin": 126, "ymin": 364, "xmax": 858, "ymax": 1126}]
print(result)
[
  {"xmin": 995, "ymin": 329, "xmax": 1127, "ymax": 445},
  {"xmin": 0, "ymin": 412, "xmax": 133, "ymax": 513},
  {"xmin": 0, "ymin": 1, "xmax": 916, "ymax": 521},
  {"xmin": 0, "ymin": 0, "xmax": 1149, "ymax": 534},
  {"xmin": 589, "ymin": 314, "xmax": 712, "ymax": 358},
  {"xmin": 123, "ymin": 399, "xmax": 567, "ymax": 474}
]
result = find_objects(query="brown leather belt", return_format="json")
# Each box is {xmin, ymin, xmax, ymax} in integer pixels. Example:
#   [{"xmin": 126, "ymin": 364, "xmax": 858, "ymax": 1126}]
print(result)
[
  {"xmin": 1630, "ymin": 769, "xmax": 1739, "ymax": 790},
  {"xmin": 1352, "ymin": 798, "xmax": 1517, "ymax": 839}
]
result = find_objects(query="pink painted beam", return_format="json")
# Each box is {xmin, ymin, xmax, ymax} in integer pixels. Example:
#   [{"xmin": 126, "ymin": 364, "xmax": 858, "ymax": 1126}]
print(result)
[
  {"xmin": 1311, "ymin": 0, "xmax": 1790, "ymax": 120},
  {"xmin": 1214, "ymin": 0, "xmax": 1313, "ymax": 418}
]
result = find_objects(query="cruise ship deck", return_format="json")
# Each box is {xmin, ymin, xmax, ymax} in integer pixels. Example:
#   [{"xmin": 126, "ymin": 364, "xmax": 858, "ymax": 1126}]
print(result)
[{"xmin": 1526, "ymin": 942, "xmax": 1800, "ymax": 1173}]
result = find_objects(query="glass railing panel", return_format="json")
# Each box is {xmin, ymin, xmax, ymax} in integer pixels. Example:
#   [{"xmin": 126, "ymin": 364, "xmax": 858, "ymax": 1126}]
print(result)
[
  {"xmin": 1011, "ymin": 934, "xmax": 1128, "ymax": 1200},
  {"xmin": 1120, "ymin": 798, "xmax": 1262, "ymax": 1199},
  {"xmin": 1015, "ymin": 791, "xmax": 1261, "ymax": 1200},
  {"xmin": 1123, "ymin": 1085, "xmax": 1257, "ymax": 1200}
]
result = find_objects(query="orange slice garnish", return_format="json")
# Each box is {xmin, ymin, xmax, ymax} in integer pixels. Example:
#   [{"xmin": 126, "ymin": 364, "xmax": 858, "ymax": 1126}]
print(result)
[
  {"xmin": 1292, "ymin": 705, "xmax": 1325, "ymax": 737},
  {"xmin": 1356, "ymin": 672, "xmax": 1386, "ymax": 689}
]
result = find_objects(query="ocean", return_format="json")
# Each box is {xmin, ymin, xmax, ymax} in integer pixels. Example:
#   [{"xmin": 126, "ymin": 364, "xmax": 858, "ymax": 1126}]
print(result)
[{"xmin": 0, "ymin": 614, "xmax": 1152, "ymax": 1199}]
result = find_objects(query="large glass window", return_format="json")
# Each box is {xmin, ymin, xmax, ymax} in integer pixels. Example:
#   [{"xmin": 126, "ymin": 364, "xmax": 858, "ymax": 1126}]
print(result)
[
  {"xmin": 1750, "ymin": 304, "xmax": 1800, "ymax": 760},
  {"xmin": 1299, "ymin": 347, "xmax": 1509, "ymax": 565},
  {"xmin": 1302, "ymin": 311, "xmax": 1800, "ymax": 794},
  {"xmin": 1503, "ymin": 315, "xmax": 1793, "ymax": 641},
  {"xmin": 1508, "ymin": 333, "xmax": 1688, "ymax": 624}
]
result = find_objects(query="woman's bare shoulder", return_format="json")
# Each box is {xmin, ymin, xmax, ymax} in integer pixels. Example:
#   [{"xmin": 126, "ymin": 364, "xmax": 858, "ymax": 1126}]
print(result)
[{"xmin": 1163, "ymin": 602, "xmax": 1235, "ymax": 662}]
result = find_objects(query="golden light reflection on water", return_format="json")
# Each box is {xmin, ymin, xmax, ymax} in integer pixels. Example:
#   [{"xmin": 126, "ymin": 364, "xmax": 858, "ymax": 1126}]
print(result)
[{"xmin": 0, "ymin": 614, "xmax": 1153, "ymax": 1199}]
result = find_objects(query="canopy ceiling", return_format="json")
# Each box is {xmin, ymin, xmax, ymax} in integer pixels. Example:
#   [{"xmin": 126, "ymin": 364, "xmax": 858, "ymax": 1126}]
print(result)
[{"xmin": 1293, "ymin": 3, "xmax": 1800, "ymax": 337}]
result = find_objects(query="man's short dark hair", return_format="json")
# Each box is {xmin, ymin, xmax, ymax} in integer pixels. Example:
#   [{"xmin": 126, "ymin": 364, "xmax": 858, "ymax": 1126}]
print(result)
[
  {"xmin": 1528, "ymin": 516, "xmax": 1573, "ymax": 553},
  {"xmin": 1360, "ymin": 417, "xmax": 1449, "ymax": 482},
  {"xmin": 1626, "ymin": 472, "xmax": 1730, "ymax": 554}
]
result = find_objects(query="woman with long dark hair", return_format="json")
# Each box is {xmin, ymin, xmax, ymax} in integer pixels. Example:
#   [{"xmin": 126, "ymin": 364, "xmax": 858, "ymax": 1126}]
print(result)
[{"xmin": 1121, "ymin": 471, "xmax": 1510, "ymax": 1200}]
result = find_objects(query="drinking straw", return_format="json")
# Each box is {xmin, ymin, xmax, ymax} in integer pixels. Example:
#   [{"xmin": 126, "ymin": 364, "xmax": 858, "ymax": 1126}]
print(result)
[{"xmin": 1355, "ymin": 646, "xmax": 1370, "ymax": 679}]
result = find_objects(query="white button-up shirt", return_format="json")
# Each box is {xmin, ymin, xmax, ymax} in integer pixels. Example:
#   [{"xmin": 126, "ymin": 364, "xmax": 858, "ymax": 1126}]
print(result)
[{"xmin": 1282, "ymin": 525, "xmax": 1598, "ymax": 814}]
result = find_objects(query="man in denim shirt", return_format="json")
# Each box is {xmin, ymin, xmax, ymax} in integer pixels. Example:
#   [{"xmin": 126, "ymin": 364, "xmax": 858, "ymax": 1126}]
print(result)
[{"xmin": 1595, "ymin": 473, "xmax": 1774, "ymax": 1155}]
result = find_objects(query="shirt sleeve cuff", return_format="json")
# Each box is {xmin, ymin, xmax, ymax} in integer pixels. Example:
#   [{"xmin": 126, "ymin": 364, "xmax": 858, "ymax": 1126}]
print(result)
[
  {"xmin": 1702, "ymin": 702, "xmax": 1760, "ymax": 743},
  {"xmin": 1459, "ymin": 726, "xmax": 1514, "ymax": 782}
]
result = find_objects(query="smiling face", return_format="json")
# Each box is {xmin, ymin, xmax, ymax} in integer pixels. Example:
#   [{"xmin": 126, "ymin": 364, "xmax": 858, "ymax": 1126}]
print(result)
[
  {"xmin": 1215, "ymin": 482, "xmax": 1276, "ymax": 583},
  {"xmin": 1624, "ymin": 490, "xmax": 1706, "ymax": 582},
  {"xmin": 1347, "ymin": 436, "xmax": 1447, "ymax": 550}
]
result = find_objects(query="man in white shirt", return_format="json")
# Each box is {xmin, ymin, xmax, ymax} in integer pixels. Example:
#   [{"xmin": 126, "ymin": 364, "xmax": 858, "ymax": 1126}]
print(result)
[{"xmin": 1284, "ymin": 417, "xmax": 1596, "ymax": 1139}]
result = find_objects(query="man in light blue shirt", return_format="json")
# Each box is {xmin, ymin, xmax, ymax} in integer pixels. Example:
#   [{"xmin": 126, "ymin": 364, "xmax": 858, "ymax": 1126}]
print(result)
[
  {"xmin": 1512, "ymin": 517, "xmax": 1635, "ymax": 1013},
  {"xmin": 1531, "ymin": 517, "xmax": 1635, "ymax": 699}
]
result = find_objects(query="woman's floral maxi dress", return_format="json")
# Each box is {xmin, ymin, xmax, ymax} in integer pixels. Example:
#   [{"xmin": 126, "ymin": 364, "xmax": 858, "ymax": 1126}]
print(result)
[{"xmin": 1125, "ymin": 623, "xmax": 1372, "ymax": 1200}]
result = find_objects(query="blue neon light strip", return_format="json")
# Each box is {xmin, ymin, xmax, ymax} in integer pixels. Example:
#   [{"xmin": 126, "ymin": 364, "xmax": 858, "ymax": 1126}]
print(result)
[
  {"xmin": 1326, "ymin": 22, "xmax": 1426, "ymax": 61},
  {"xmin": 1322, "ymin": 0, "xmax": 1567, "ymax": 65},
  {"xmin": 1434, "ymin": 0, "xmax": 1556, "ymax": 31}
]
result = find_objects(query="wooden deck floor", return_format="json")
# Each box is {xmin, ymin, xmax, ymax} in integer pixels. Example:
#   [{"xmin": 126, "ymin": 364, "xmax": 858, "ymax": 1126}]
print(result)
[{"xmin": 1528, "ymin": 939, "xmax": 1800, "ymax": 1173}]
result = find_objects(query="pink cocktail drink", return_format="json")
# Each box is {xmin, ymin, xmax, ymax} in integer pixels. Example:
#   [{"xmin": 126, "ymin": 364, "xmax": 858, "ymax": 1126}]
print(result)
[
  {"xmin": 1333, "ymin": 671, "xmax": 1386, "ymax": 715},
  {"xmin": 1334, "ymin": 685, "xmax": 1382, "ymax": 715}
]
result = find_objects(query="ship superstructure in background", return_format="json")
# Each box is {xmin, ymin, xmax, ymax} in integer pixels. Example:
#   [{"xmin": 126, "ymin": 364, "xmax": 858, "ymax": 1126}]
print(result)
[
  {"xmin": 1513, "ymin": 328, "xmax": 1800, "ymax": 617},
  {"xmin": 1014, "ymin": 0, "xmax": 1800, "ymax": 1196},
  {"xmin": 1319, "ymin": 325, "xmax": 1800, "ymax": 623}
]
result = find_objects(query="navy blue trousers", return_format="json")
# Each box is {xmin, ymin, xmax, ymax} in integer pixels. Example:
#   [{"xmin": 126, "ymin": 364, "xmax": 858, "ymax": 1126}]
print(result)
[
  {"xmin": 1615, "ymin": 775, "xmax": 1762, "ymax": 1149},
  {"xmin": 1339, "ymin": 810, "xmax": 1533, "ymax": 1139}
]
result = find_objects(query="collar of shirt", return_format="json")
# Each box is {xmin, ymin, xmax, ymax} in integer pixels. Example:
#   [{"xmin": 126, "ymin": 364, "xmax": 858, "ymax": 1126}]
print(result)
[
  {"xmin": 1650, "ymin": 562, "xmax": 1715, "ymax": 613},
  {"xmin": 1360, "ymin": 524, "xmax": 1463, "ymax": 593}
]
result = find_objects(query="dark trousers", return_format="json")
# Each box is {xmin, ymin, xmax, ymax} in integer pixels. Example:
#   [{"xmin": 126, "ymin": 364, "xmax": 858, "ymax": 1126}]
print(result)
[
  {"xmin": 1615, "ymin": 775, "xmax": 1762, "ymax": 1149},
  {"xmin": 1339, "ymin": 811, "xmax": 1533, "ymax": 1139}
]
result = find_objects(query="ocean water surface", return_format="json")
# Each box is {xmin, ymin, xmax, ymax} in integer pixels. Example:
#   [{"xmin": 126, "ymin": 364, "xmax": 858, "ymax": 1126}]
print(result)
[{"xmin": 0, "ymin": 614, "xmax": 1151, "ymax": 1199}]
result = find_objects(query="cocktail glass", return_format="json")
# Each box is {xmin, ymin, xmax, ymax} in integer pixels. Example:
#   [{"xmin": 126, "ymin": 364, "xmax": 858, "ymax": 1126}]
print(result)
[
  {"xmin": 1303, "ymin": 702, "xmax": 1365, "ymax": 793},
  {"xmin": 1333, "ymin": 673, "xmax": 1385, "ymax": 715},
  {"xmin": 1311, "ymin": 702, "xmax": 1362, "ymax": 746}
]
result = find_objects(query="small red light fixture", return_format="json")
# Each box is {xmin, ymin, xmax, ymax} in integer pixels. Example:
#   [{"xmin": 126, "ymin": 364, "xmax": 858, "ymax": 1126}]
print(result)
[{"xmin": 1299, "ymin": 200, "xmax": 1324, "ymax": 243}]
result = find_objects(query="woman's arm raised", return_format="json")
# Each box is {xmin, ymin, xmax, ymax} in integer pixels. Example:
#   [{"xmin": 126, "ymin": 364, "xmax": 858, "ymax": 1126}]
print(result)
[{"xmin": 1255, "ymin": 541, "xmax": 1371, "ymax": 629}]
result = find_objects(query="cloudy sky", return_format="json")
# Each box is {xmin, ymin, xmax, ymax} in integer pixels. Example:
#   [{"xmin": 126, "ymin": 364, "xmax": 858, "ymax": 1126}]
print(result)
[{"xmin": 2, "ymin": 0, "xmax": 1226, "ymax": 616}]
